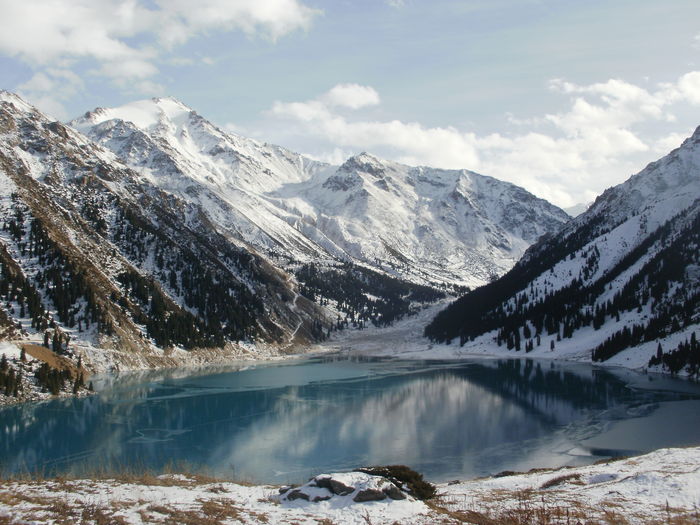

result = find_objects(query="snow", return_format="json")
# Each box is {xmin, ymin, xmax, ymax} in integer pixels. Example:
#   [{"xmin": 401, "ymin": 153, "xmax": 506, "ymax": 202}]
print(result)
[
  {"xmin": 439, "ymin": 446, "xmax": 700, "ymax": 523},
  {"xmin": 1, "ymin": 446, "xmax": 698, "ymax": 524},
  {"xmin": 313, "ymin": 300, "xmax": 700, "ymax": 380},
  {"xmin": 0, "ymin": 342, "xmax": 22, "ymax": 360},
  {"xmin": 71, "ymin": 97, "xmax": 569, "ymax": 289},
  {"xmin": 75, "ymin": 97, "xmax": 192, "ymax": 132}
]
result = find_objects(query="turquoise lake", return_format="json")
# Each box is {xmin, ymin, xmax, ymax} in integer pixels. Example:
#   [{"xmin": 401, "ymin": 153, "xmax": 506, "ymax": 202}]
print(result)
[{"xmin": 1, "ymin": 356, "xmax": 700, "ymax": 483}]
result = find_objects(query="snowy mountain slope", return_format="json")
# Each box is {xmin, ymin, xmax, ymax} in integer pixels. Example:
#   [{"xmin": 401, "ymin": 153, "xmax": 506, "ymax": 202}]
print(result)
[
  {"xmin": 0, "ymin": 91, "xmax": 329, "ymax": 370},
  {"xmin": 425, "ymin": 126, "xmax": 700, "ymax": 372},
  {"xmin": 72, "ymin": 97, "xmax": 569, "ymax": 289},
  {"xmin": 564, "ymin": 201, "xmax": 591, "ymax": 217}
]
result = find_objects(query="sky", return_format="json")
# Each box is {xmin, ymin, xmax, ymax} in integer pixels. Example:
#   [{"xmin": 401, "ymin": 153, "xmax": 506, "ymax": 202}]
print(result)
[{"xmin": 1, "ymin": 0, "xmax": 699, "ymax": 208}]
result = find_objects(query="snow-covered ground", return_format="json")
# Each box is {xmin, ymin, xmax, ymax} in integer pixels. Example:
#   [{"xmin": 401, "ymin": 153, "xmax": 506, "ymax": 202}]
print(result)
[
  {"xmin": 1, "ymin": 446, "xmax": 698, "ymax": 524},
  {"xmin": 313, "ymin": 301, "xmax": 700, "ymax": 377}
]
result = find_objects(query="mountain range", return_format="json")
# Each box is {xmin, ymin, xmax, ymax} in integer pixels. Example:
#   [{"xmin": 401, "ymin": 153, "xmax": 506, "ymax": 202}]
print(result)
[
  {"xmin": 71, "ymin": 97, "xmax": 569, "ymax": 289},
  {"xmin": 0, "ymin": 91, "xmax": 569, "ymax": 369}
]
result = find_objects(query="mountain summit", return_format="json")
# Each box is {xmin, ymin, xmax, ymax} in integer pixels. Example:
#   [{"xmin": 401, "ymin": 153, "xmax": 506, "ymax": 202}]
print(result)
[{"xmin": 73, "ymin": 97, "xmax": 569, "ymax": 289}]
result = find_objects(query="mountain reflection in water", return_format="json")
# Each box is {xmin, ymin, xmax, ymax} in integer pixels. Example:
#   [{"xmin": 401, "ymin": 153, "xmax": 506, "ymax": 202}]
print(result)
[{"xmin": 1, "ymin": 357, "xmax": 699, "ymax": 483}]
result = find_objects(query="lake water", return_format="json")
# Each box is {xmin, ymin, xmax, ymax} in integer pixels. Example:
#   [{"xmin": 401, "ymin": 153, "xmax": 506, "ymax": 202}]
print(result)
[{"xmin": 1, "ymin": 356, "xmax": 700, "ymax": 484}]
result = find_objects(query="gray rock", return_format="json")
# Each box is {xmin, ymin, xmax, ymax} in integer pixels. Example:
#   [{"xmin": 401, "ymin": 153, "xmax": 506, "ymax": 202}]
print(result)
[
  {"xmin": 311, "ymin": 476, "xmax": 332, "ymax": 491},
  {"xmin": 311, "ymin": 475, "xmax": 356, "ymax": 496},
  {"xmin": 353, "ymin": 488, "xmax": 387, "ymax": 503},
  {"xmin": 285, "ymin": 489, "xmax": 309, "ymax": 501},
  {"xmin": 382, "ymin": 483, "xmax": 406, "ymax": 500},
  {"xmin": 329, "ymin": 478, "xmax": 355, "ymax": 496}
]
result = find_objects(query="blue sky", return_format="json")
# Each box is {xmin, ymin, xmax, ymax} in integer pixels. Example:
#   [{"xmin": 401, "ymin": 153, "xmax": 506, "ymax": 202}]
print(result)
[{"xmin": 1, "ymin": 0, "xmax": 699, "ymax": 207}]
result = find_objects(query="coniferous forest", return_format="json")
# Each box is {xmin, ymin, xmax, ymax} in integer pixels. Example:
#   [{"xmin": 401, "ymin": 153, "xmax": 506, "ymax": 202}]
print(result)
[
  {"xmin": 425, "ymin": 200, "xmax": 700, "ymax": 367},
  {"xmin": 296, "ymin": 262, "xmax": 445, "ymax": 329}
]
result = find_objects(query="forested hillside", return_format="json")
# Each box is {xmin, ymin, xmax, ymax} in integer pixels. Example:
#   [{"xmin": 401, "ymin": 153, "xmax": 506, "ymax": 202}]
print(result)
[{"xmin": 425, "ymin": 126, "xmax": 700, "ymax": 374}]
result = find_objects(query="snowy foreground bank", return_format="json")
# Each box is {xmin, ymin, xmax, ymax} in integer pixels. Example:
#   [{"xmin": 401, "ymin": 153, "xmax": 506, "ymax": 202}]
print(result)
[{"xmin": 1, "ymin": 446, "xmax": 698, "ymax": 524}]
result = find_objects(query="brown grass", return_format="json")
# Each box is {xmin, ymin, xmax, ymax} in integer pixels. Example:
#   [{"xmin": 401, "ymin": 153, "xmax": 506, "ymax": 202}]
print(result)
[
  {"xmin": 539, "ymin": 473, "xmax": 582, "ymax": 490},
  {"xmin": 22, "ymin": 343, "xmax": 86, "ymax": 380},
  {"xmin": 140, "ymin": 499, "xmax": 260, "ymax": 525},
  {"xmin": 428, "ymin": 486, "xmax": 700, "ymax": 525},
  {"xmin": 80, "ymin": 504, "xmax": 130, "ymax": 525}
]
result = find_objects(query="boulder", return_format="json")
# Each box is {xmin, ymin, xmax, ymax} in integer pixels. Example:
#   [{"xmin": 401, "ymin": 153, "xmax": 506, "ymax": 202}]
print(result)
[
  {"xmin": 353, "ymin": 488, "xmax": 387, "ymax": 502},
  {"xmin": 284, "ymin": 489, "xmax": 309, "ymax": 501},
  {"xmin": 382, "ymin": 483, "xmax": 406, "ymax": 500},
  {"xmin": 329, "ymin": 478, "xmax": 356, "ymax": 496},
  {"xmin": 279, "ymin": 470, "xmax": 416, "ymax": 505}
]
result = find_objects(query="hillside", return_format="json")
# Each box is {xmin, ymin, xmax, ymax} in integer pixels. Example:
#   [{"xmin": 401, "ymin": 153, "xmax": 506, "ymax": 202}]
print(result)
[
  {"xmin": 0, "ymin": 90, "xmax": 571, "ymax": 374},
  {"xmin": 0, "ymin": 91, "xmax": 330, "ymax": 371},
  {"xmin": 425, "ymin": 126, "xmax": 700, "ymax": 374}
]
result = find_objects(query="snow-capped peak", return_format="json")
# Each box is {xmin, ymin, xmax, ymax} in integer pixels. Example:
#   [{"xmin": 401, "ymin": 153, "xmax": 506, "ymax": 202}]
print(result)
[
  {"xmin": 73, "ymin": 96, "xmax": 194, "ymax": 133},
  {"xmin": 0, "ymin": 91, "xmax": 43, "ymax": 115},
  {"xmin": 73, "ymin": 95, "xmax": 569, "ymax": 288}
]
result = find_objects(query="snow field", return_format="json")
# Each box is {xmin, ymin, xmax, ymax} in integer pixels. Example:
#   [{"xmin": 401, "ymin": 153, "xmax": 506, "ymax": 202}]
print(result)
[{"xmin": 0, "ymin": 446, "xmax": 698, "ymax": 524}]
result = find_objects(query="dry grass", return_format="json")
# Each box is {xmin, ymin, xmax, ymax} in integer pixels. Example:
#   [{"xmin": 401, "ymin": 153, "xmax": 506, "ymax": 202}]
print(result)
[
  {"xmin": 427, "ymin": 486, "xmax": 700, "ymax": 525},
  {"xmin": 22, "ymin": 343, "xmax": 86, "ymax": 380},
  {"xmin": 138, "ymin": 498, "xmax": 266, "ymax": 525},
  {"xmin": 0, "ymin": 459, "xmax": 228, "ymax": 486},
  {"xmin": 539, "ymin": 473, "xmax": 582, "ymax": 490}
]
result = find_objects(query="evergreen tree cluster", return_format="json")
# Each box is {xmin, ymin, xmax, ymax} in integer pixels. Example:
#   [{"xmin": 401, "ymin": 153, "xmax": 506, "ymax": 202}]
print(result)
[
  {"xmin": 648, "ymin": 333, "xmax": 700, "ymax": 375},
  {"xmin": 108, "ymin": 204, "xmax": 265, "ymax": 348},
  {"xmin": 426, "ymin": 203, "xmax": 700, "ymax": 362},
  {"xmin": 425, "ymin": 213, "xmax": 614, "ymax": 343},
  {"xmin": 297, "ymin": 262, "xmax": 444, "ymax": 329},
  {"xmin": 0, "ymin": 354, "xmax": 22, "ymax": 397},
  {"xmin": 33, "ymin": 362, "xmax": 71, "ymax": 395},
  {"xmin": 1, "ymin": 194, "xmax": 113, "ymax": 338}
]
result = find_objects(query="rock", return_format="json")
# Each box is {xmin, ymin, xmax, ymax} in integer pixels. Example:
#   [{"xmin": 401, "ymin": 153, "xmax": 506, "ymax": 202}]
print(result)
[
  {"xmin": 329, "ymin": 478, "xmax": 356, "ymax": 496},
  {"xmin": 311, "ymin": 476, "xmax": 332, "ymax": 491},
  {"xmin": 285, "ymin": 489, "xmax": 309, "ymax": 501},
  {"xmin": 311, "ymin": 474, "xmax": 357, "ymax": 496},
  {"xmin": 353, "ymin": 488, "xmax": 387, "ymax": 502},
  {"xmin": 278, "ymin": 485, "xmax": 292, "ymax": 494},
  {"xmin": 382, "ymin": 483, "xmax": 406, "ymax": 500},
  {"xmin": 312, "ymin": 495, "xmax": 332, "ymax": 502}
]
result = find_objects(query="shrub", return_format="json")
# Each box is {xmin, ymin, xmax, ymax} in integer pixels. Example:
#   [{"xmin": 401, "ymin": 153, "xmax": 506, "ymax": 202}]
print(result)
[{"xmin": 354, "ymin": 465, "xmax": 436, "ymax": 500}]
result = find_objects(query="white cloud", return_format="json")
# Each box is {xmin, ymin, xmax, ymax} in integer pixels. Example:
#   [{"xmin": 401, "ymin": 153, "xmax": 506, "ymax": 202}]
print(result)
[
  {"xmin": 653, "ymin": 131, "xmax": 692, "ymax": 154},
  {"xmin": 267, "ymin": 73, "xmax": 700, "ymax": 208},
  {"xmin": 271, "ymin": 85, "xmax": 480, "ymax": 169},
  {"xmin": 0, "ymin": 0, "xmax": 320, "ymax": 108},
  {"xmin": 156, "ymin": 0, "xmax": 319, "ymax": 45},
  {"xmin": 321, "ymin": 84, "xmax": 380, "ymax": 109},
  {"xmin": 16, "ymin": 68, "xmax": 85, "ymax": 120},
  {"xmin": 677, "ymin": 71, "xmax": 700, "ymax": 105}
]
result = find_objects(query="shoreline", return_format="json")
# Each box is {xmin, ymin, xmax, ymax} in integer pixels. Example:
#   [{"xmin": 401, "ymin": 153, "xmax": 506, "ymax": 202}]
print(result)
[{"xmin": 2, "ymin": 299, "xmax": 698, "ymax": 407}]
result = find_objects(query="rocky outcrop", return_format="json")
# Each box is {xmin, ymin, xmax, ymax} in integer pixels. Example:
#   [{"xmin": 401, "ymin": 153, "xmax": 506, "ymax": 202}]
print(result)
[{"xmin": 278, "ymin": 472, "xmax": 410, "ymax": 504}]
